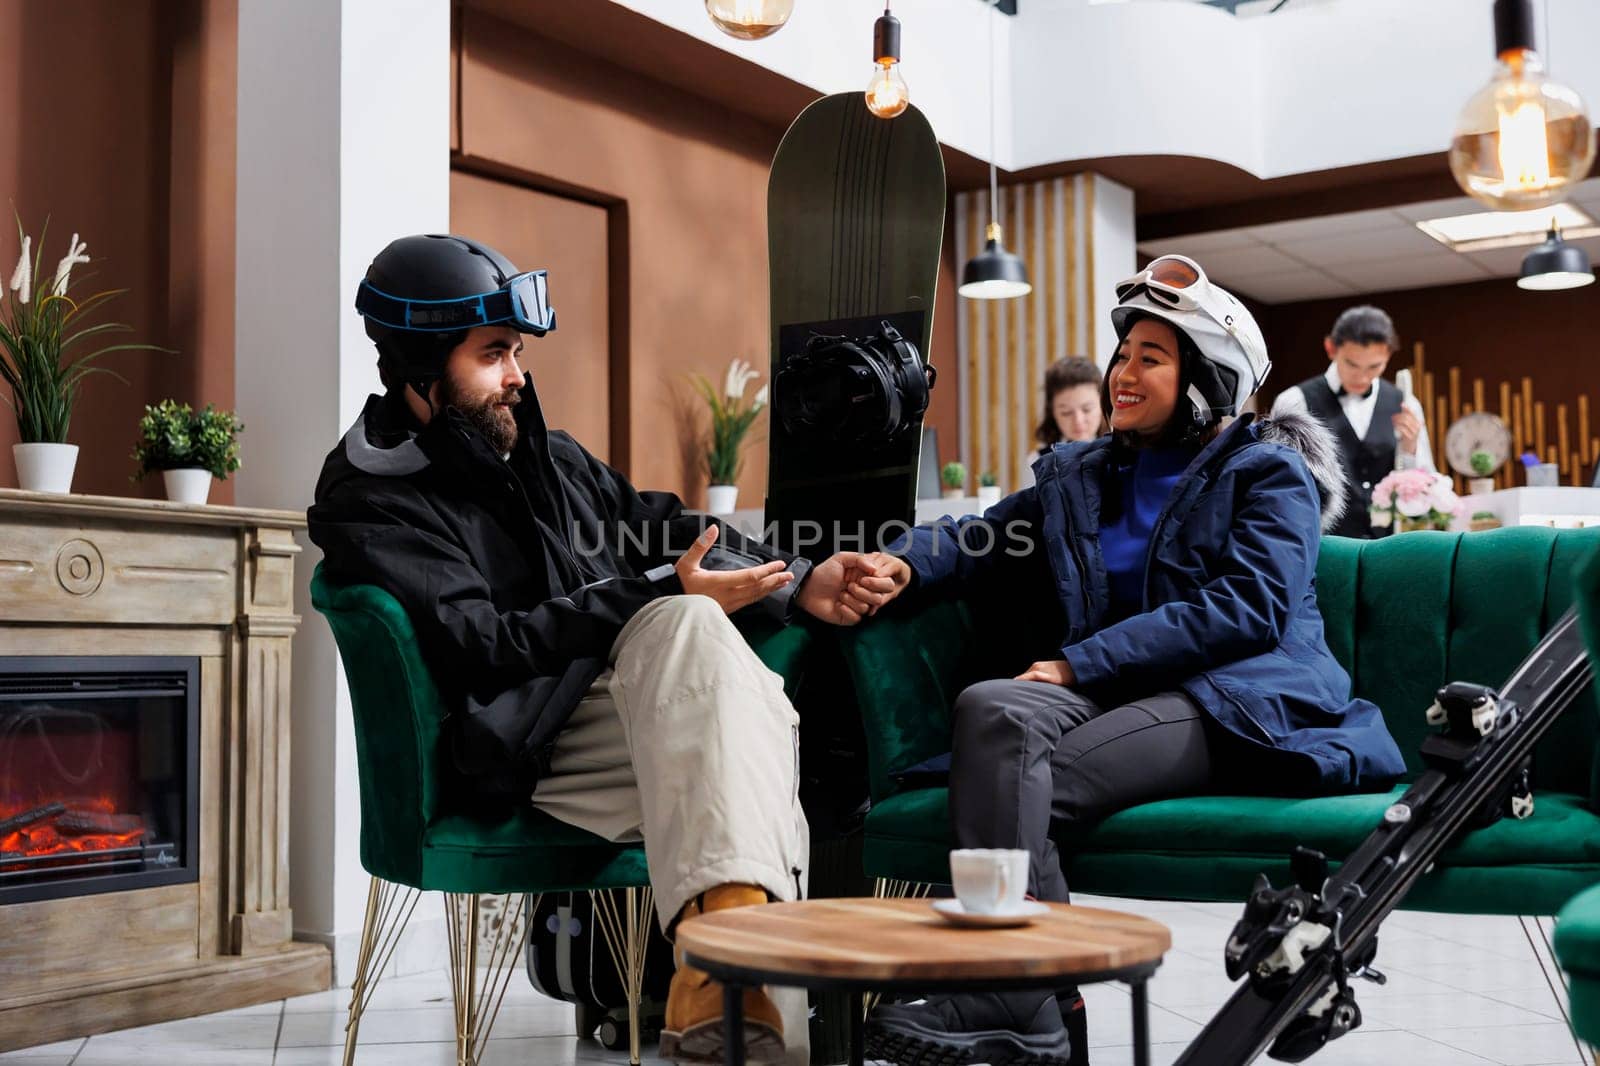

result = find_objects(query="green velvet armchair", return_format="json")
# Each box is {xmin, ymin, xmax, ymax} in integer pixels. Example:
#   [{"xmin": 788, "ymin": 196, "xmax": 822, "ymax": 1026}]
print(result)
[{"xmin": 309, "ymin": 565, "xmax": 811, "ymax": 1066}]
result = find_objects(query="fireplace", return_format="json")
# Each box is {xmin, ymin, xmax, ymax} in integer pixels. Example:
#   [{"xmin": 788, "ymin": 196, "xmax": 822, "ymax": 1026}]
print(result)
[
  {"xmin": 0, "ymin": 656, "xmax": 199, "ymax": 905},
  {"xmin": 0, "ymin": 490, "xmax": 327, "ymax": 1051}
]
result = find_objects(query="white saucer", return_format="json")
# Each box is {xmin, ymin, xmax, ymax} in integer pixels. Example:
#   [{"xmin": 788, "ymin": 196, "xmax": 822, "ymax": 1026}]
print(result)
[{"xmin": 930, "ymin": 899, "xmax": 1048, "ymax": 928}]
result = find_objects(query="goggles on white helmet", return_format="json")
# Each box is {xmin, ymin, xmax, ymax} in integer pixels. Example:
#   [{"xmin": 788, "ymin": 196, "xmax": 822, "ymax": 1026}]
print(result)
[{"xmin": 1110, "ymin": 254, "xmax": 1271, "ymax": 418}]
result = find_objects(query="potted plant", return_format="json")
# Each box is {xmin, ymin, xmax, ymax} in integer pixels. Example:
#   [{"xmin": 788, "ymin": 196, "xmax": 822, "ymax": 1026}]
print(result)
[
  {"xmin": 977, "ymin": 470, "xmax": 1002, "ymax": 508},
  {"xmin": 691, "ymin": 358, "xmax": 766, "ymax": 514},
  {"xmin": 1, "ymin": 220, "xmax": 166, "ymax": 493},
  {"xmin": 1370, "ymin": 468, "xmax": 1464, "ymax": 533},
  {"xmin": 1467, "ymin": 450, "xmax": 1497, "ymax": 496},
  {"xmin": 940, "ymin": 461, "xmax": 966, "ymax": 499},
  {"xmin": 1469, "ymin": 509, "xmax": 1502, "ymax": 532},
  {"xmin": 131, "ymin": 400, "xmax": 242, "ymax": 505}
]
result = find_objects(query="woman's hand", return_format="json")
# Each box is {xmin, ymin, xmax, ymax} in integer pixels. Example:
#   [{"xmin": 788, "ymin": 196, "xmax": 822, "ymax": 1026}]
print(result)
[
  {"xmin": 1015, "ymin": 659, "xmax": 1075, "ymax": 686},
  {"xmin": 797, "ymin": 550, "xmax": 911, "ymax": 625},
  {"xmin": 675, "ymin": 525, "xmax": 794, "ymax": 614},
  {"xmin": 844, "ymin": 552, "xmax": 911, "ymax": 615}
]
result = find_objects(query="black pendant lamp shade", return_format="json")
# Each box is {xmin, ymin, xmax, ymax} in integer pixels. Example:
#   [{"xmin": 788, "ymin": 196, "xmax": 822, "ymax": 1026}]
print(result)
[
  {"xmin": 959, "ymin": 222, "xmax": 1031, "ymax": 299},
  {"xmin": 1517, "ymin": 225, "xmax": 1596, "ymax": 290},
  {"xmin": 960, "ymin": 0, "xmax": 1031, "ymax": 300}
]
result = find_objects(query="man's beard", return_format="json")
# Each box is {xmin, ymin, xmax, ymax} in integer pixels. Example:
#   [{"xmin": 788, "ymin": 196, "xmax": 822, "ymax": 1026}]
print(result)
[{"xmin": 440, "ymin": 375, "xmax": 520, "ymax": 455}]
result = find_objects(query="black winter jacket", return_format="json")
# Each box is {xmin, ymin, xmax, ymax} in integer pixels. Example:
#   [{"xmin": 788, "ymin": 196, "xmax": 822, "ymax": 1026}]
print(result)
[{"xmin": 308, "ymin": 377, "xmax": 808, "ymax": 800}]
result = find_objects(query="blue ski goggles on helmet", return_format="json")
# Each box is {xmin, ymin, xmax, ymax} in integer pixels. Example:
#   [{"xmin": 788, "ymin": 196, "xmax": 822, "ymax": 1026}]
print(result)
[{"xmin": 355, "ymin": 270, "xmax": 557, "ymax": 336}]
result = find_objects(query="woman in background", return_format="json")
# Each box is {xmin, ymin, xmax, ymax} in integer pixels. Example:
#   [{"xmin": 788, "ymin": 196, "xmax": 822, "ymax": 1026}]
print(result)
[{"xmin": 1018, "ymin": 356, "xmax": 1103, "ymax": 489}]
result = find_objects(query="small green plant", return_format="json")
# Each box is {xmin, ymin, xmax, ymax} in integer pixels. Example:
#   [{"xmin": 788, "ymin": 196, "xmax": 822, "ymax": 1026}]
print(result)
[
  {"xmin": 978, "ymin": 470, "xmax": 998, "ymax": 488},
  {"xmin": 1469, "ymin": 450, "xmax": 1495, "ymax": 477},
  {"xmin": 1472, "ymin": 510, "xmax": 1497, "ymax": 521},
  {"xmin": 691, "ymin": 358, "xmax": 766, "ymax": 485},
  {"xmin": 941, "ymin": 461, "xmax": 966, "ymax": 490},
  {"xmin": 131, "ymin": 401, "xmax": 243, "ymax": 480},
  {"xmin": 1, "ymin": 217, "xmax": 168, "ymax": 443}
]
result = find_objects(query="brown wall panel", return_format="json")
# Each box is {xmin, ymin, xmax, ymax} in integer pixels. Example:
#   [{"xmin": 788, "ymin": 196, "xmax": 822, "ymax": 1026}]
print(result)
[
  {"xmin": 450, "ymin": 169, "xmax": 611, "ymax": 461},
  {"xmin": 457, "ymin": 9, "xmax": 779, "ymax": 506},
  {"xmin": 454, "ymin": 10, "xmax": 960, "ymax": 508},
  {"xmin": 0, "ymin": 1, "xmax": 237, "ymax": 502}
]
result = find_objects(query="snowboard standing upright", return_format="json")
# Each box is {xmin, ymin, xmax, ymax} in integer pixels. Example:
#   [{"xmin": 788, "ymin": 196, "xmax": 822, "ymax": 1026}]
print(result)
[
  {"xmin": 765, "ymin": 93, "xmax": 946, "ymax": 560},
  {"xmin": 763, "ymin": 92, "xmax": 947, "ymax": 1065}
]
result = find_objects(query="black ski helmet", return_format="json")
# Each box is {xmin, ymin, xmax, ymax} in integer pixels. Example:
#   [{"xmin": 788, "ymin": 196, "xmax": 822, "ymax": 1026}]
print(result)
[{"xmin": 355, "ymin": 234, "xmax": 556, "ymax": 397}]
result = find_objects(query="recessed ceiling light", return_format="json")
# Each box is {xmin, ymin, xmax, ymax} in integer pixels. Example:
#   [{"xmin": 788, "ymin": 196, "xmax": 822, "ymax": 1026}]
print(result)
[{"xmin": 1416, "ymin": 203, "xmax": 1599, "ymax": 252}]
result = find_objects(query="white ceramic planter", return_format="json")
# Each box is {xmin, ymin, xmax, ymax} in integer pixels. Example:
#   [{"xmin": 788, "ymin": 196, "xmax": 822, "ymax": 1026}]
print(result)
[
  {"xmin": 1467, "ymin": 477, "xmax": 1496, "ymax": 496},
  {"xmin": 13, "ymin": 442, "xmax": 79, "ymax": 494},
  {"xmin": 162, "ymin": 467, "xmax": 214, "ymax": 505},
  {"xmin": 977, "ymin": 485, "xmax": 1002, "ymax": 508},
  {"xmin": 942, "ymin": 488, "xmax": 964, "ymax": 499},
  {"xmin": 706, "ymin": 484, "xmax": 738, "ymax": 514}
]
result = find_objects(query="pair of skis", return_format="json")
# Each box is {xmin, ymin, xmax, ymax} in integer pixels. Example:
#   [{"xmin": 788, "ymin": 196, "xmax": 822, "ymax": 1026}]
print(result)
[{"xmin": 1177, "ymin": 607, "xmax": 1594, "ymax": 1065}]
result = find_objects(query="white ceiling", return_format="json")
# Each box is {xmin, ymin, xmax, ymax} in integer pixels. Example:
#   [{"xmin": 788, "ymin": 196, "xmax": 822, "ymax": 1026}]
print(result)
[{"xmin": 1137, "ymin": 178, "xmax": 1600, "ymax": 304}]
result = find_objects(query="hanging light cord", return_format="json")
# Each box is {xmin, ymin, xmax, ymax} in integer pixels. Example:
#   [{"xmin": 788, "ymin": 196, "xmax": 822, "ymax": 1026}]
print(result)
[{"xmin": 987, "ymin": 0, "xmax": 1000, "ymax": 231}]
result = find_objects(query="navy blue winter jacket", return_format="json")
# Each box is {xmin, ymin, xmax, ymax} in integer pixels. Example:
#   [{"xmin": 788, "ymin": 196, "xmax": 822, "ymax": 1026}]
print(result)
[{"xmin": 891, "ymin": 414, "xmax": 1407, "ymax": 793}]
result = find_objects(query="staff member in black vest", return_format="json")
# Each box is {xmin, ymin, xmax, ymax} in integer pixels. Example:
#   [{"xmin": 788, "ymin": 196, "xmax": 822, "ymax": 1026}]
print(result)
[{"xmin": 1270, "ymin": 305, "xmax": 1433, "ymax": 538}]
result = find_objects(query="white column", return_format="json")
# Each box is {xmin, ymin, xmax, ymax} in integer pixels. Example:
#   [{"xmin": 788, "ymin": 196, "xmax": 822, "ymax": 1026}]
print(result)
[
  {"xmin": 234, "ymin": 0, "xmax": 450, "ymax": 982},
  {"xmin": 1087, "ymin": 174, "xmax": 1136, "ymax": 360}
]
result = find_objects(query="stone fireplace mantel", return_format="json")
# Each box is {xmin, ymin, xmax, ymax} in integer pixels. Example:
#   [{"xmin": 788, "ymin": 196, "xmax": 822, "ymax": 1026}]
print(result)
[{"xmin": 0, "ymin": 488, "xmax": 330, "ymax": 1050}]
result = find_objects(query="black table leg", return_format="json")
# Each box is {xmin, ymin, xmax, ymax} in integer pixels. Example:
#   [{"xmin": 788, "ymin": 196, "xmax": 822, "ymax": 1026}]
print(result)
[
  {"xmin": 1132, "ymin": 980, "xmax": 1150, "ymax": 1066},
  {"xmin": 850, "ymin": 990, "xmax": 865, "ymax": 1066},
  {"xmin": 724, "ymin": 982, "xmax": 746, "ymax": 1066}
]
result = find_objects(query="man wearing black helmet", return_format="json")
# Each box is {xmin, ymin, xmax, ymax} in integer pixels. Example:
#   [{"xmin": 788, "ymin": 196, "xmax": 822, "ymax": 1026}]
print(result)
[{"xmin": 309, "ymin": 234, "xmax": 885, "ymax": 1064}]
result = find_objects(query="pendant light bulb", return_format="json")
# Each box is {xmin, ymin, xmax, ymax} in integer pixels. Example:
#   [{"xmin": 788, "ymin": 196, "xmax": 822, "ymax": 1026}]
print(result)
[
  {"xmin": 1449, "ymin": 0, "xmax": 1595, "ymax": 210},
  {"xmin": 866, "ymin": 8, "xmax": 910, "ymax": 119},
  {"xmin": 705, "ymin": 0, "xmax": 793, "ymax": 41},
  {"xmin": 866, "ymin": 62, "xmax": 909, "ymax": 119}
]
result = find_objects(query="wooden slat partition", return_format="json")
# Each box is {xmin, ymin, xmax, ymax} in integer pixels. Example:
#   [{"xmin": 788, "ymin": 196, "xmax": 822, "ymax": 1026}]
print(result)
[{"xmin": 1407, "ymin": 356, "xmax": 1597, "ymax": 489}]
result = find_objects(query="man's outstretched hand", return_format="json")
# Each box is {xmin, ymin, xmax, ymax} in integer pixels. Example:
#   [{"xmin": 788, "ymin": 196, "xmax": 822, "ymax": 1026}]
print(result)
[
  {"xmin": 675, "ymin": 525, "xmax": 794, "ymax": 614},
  {"xmin": 798, "ymin": 550, "xmax": 912, "ymax": 626}
]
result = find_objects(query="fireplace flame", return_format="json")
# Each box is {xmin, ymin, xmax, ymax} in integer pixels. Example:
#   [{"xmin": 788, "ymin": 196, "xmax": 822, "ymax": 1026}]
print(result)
[{"xmin": 0, "ymin": 797, "xmax": 148, "ymax": 869}]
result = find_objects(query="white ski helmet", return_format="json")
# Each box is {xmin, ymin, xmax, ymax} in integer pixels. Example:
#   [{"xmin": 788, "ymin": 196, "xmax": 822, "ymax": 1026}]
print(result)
[{"xmin": 1109, "ymin": 254, "xmax": 1271, "ymax": 423}]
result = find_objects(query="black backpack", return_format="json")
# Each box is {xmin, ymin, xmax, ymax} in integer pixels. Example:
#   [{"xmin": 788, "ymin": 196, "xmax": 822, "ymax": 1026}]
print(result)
[{"xmin": 524, "ymin": 890, "xmax": 674, "ymax": 1047}]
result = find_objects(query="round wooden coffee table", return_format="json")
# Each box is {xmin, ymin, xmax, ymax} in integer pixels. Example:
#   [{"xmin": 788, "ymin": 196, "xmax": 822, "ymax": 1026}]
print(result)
[{"xmin": 676, "ymin": 897, "xmax": 1171, "ymax": 1066}]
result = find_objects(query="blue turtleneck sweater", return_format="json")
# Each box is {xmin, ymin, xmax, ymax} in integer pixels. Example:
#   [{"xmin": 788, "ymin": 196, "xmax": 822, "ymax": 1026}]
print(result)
[{"xmin": 1099, "ymin": 447, "xmax": 1194, "ymax": 620}]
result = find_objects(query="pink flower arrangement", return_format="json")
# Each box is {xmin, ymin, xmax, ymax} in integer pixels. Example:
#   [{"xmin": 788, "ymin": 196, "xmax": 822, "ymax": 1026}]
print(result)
[{"xmin": 1370, "ymin": 468, "xmax": 1465, "ymax": 531}]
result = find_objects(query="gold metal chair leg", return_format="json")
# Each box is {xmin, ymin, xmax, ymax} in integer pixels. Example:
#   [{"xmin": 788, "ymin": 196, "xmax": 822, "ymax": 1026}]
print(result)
[
  {"xmin": 593, "ymin": 886, "xmax": 655, "ymax": 1066},
  {"xmin": 444, "ymin": 892, "xmax": 537, "ymax": 1066},
  {"xmin": 343, "ymin": 875, "xmax": 421, "ymax": 1066}
]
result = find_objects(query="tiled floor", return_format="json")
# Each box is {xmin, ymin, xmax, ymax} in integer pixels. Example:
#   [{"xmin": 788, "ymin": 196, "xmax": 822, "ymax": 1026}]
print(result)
[{"xmin": 3, "ymin": 895, "xmax": 1590, "ymax": 1066}]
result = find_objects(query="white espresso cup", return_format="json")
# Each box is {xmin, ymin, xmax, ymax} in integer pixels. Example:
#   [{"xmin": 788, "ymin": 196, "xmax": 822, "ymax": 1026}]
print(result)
[{"xmin": 949, "ymin": 848, "xmax": 1029, "ymax": 915}]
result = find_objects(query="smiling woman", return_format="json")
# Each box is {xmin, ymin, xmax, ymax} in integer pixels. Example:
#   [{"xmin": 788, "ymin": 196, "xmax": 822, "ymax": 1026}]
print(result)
[{"xmin": 855, "ymin": 252, "xmax": 1401, "ymax": 1066}]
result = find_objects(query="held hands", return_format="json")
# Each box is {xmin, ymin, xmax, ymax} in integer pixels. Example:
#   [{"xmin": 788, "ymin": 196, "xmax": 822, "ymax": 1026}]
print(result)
[
  {"xmin": 1014, "ymin": 659, "xmax": 1075, "ymax": 686},
  {"xmin": 1392, "ymin": 409, "xmax": 1422, "ymax": 454},
  {"xmin": 797, "ymin": 550, "xmax": 912, "ymax": 626},
  {"xmin": 675, "ymin": 525, "xmax": 794, "ymax": 614}
]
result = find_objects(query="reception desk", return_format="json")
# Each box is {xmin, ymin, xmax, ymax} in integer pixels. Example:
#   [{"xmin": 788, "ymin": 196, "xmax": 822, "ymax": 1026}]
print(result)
[{"xmin": 1457, "ymin": 486, "xmax": 1600, "ymax": 530}]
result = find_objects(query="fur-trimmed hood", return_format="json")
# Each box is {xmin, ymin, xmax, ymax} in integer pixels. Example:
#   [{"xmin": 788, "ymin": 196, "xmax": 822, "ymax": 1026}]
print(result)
[{"xmin": 1254, "ymin": 410, "xmax": 1350, "ymax": 533}]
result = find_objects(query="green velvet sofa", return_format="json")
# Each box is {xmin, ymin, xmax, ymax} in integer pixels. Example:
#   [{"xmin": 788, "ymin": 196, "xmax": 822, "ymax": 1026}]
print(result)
[
  {"xmin": 1546, "ymin": 544, "xmax": 1600, "ymax": 1044},
  {"xmin": 840, "ymin": 527, "xmax": 1600, "ymax": 918}
]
